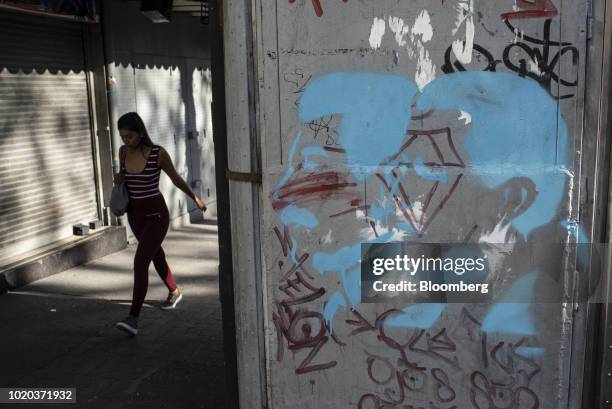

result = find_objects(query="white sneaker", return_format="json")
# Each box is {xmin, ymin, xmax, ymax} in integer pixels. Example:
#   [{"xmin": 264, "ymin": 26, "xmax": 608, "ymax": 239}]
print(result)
[
  {"xmin": 161, "ymin": 290, "xmax": 183, "ymax": 310},
  {"xmin": 116, "ymin": 316, "xmax": 138, "ymax": 336}
]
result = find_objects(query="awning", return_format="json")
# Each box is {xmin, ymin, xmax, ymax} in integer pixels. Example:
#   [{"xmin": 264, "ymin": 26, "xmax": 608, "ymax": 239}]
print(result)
[{"xmin": 0, "ymin": 0, "xmax": 98, "ymax": 23}]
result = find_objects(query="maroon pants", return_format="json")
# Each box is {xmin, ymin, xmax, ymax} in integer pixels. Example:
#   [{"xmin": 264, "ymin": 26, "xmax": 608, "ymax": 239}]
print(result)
[{"xmin": 127, "ymin": 194, "xmax": 177, "ymax": 317}]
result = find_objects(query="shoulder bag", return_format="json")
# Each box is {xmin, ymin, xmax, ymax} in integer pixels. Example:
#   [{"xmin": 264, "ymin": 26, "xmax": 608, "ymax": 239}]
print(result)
[{"xmin": 110, "ymin": 146, "xmax": 130, "ymax": 216}]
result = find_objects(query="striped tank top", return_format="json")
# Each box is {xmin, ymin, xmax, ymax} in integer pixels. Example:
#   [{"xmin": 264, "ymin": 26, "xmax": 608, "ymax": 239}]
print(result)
[{"xmin": 122, "ymin": 146, "xmax": 162, "ymax": 200}]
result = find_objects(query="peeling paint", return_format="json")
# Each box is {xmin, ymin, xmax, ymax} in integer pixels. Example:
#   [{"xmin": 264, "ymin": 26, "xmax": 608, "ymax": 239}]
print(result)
[
  {"xmin": 478, "ymin": 220, "xmax": 512, "ymax": 243},
  {"xmin": 412, "ymin": 10, "xmax": 436, "ymax": 89},
  {"xmin": 321, "ymin": 229, "xmax": 333, "ymax": 245},
  {"xmin": 527, "ymin": 58, "xmax": 543, "ymax": 76},
  {"xmin": 368, "ymin": 17, "xmax": 386, "ymax": 50},
  {"xmin": 415, "ymin": 43, "xmax": 436, "ymax": 90},
  {"xmin": 411, "ymin": 10, "xmax": 433, "ymax": 43},
  {"xmin": 458, "ymin": 110, "xmax": 472, "ymax": 125},
  {"xmin": 388, "ymin": 16, "xmax": 409, "ymax": 47},
  {"xmin": 451, "ymin": 0, "xmax": 475, "ymax": 64}
]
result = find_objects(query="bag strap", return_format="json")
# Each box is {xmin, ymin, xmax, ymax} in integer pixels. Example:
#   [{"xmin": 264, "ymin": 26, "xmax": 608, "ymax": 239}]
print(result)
[{"xmin": 119, "ymin": 146, "xmax": 126, "ymax": 172}]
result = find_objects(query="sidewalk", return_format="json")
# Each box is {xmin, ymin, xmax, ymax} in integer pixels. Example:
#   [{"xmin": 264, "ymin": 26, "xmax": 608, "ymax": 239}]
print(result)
[{"xmin": 0, "ymin": 220, "xmax": 226, "ymax": 409}]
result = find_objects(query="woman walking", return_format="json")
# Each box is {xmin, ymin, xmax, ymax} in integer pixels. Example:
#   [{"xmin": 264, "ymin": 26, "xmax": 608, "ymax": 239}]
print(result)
[{"xmin": 113, "ymin": 112, "xmax": 207, "ymax": 336}]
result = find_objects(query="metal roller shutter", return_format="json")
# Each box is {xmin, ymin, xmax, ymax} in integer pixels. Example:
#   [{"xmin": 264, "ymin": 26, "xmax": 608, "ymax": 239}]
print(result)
[
  {"xmin": 188, "ymin": 58, "xmax": 216, "ymax": 216},
  {"xmin": 0, "ymin": 10, "xmax": 98, "ymax": 261}
]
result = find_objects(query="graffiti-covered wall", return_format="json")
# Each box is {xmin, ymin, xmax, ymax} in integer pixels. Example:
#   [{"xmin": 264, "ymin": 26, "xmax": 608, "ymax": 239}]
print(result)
[{"xmin": 255, "ymin": 1, "xmax": 590, "ymax": 408}]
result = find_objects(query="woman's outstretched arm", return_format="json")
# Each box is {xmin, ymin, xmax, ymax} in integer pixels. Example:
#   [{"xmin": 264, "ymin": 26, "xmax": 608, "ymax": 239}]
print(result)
[{"xmin": 158, "ymin": 147, "xmax": 207, "ymax": 211}]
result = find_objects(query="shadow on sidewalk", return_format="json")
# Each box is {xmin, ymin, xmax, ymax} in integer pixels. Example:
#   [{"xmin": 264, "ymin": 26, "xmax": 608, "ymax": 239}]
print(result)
[{"xmin": 0, "ymin": 222, "xmax": 226, "ymax": 409}]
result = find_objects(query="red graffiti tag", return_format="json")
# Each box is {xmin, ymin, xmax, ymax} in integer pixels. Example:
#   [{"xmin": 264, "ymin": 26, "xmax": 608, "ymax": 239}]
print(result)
[
  {"xmin": 271, "ymin": 225, "xmax": 343, "ymax": 375},
  {"xmin": 408, "ymin": 328, "xmax": 459, "ymax": 369},
  {"xmin": 501, "ymin": 0, "xmax": 558, "ymax": 20},
  {"xmin": 288, "ymin": 0, "xmax": 348, "ymax": 17},
  {"xmin": 271, "ymin": 171, "xmax": 359, "ymax": 210},
  {"xmin": 470, "ymin": 371, "xmax": 539, "ymax": 409}
]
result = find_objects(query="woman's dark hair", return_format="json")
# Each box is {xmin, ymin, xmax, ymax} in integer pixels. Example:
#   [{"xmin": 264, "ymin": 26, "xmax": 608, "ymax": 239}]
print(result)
[{"xmin": 117, "ymin": 112, "xmax": 154, "ymax": 147}]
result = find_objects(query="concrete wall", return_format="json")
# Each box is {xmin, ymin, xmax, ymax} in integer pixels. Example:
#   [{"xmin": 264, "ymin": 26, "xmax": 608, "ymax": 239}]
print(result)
[
  {"xmin": 248, "ymin": 1, "xmax": 600, "ymax": 408},
  {"xmin": 103, "ymin": 0, "xmax": 216, "ymax": 225}
]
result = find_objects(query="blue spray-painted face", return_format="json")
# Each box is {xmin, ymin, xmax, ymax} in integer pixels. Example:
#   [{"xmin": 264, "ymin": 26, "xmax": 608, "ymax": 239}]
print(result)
[
  {"xmin": 416, "ymin": 72, "xmax": 569, "ymax": 236},
  {"xmin": 299, "ymin": 72, "xmax": 420, "ymax": 179},
  {"xmin": 278, "ymin": 71, "xmax": 572, "ymax": 334}
]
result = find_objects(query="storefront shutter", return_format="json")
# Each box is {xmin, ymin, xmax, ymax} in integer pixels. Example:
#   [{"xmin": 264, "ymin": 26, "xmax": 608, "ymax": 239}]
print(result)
[{"xmin": 0, "ymin": 9, "xmax": 98, "ymax": 262}]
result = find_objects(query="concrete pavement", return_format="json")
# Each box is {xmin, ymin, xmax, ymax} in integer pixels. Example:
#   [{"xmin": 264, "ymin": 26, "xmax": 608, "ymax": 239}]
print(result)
[{"xmin": 0, "ymin": 220, "xmax": 227, "ymax": 409}]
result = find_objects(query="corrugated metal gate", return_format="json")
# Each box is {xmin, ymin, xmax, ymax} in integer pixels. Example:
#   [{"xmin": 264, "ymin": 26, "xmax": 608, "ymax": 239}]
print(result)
[
  {"xmin": 187, "ymin": 58, "xmax": 216, "ymax": 216},
  {"xmin": 102, "ymin": 0, "xmax": 215, "ymax": 228},
  {"xmin": 107, "ymin": 59, "xmax": 215, "ymax": 224},
  {"xmin": 133, "ymin": 55, "xmax": 188, "ymax": 219},
  {"xmin": 0, "ymin": 10, "xmax": 98, "ymax": 261}
]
